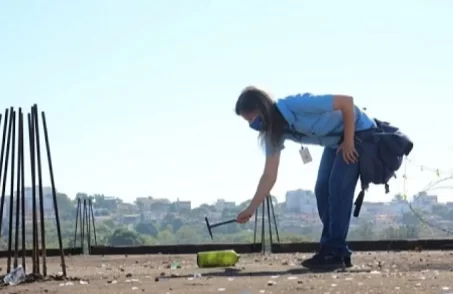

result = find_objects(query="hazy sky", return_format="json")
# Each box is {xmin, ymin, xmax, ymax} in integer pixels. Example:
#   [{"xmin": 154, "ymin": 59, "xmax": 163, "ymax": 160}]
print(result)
[{"xmin": 1, "ymin": 0, "xmax": 452, "ymax": 207}]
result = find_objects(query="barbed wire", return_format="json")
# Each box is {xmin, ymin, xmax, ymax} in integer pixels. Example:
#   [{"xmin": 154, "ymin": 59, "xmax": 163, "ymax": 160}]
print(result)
[{"xmin": 401, "ymin": 158, "xmax": 453, "ymax": 235}]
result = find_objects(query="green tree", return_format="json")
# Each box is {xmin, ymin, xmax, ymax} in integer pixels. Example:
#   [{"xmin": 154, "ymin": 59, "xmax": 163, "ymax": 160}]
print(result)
[
  {"xmin": 175, "ymin": 225, "xmax": 204, "ymax": 243},
  {"xmin": 401, "ymin": 212, "xmax": 421, "ymax": 226},
  {"xmin": 135, "ymin": 221, "xmax": 159, "ymax": 237},
  {"xmin": 348, "ymin": 221, "xmax": 376, "ymax": 240},
  {"xmin": 109, "ymin": 228, "xmax": 144, "ymax": 246},
  {"xmin": 57, "ymin": 193, "xmax": 75, "ymax": 220},
  {"xmin": 157, "ymin": 228, "xmax": 175, "ymax": 245},
  {"xmin": 161, "ymin": 214, "xmax": 183, "ymax": 232}
]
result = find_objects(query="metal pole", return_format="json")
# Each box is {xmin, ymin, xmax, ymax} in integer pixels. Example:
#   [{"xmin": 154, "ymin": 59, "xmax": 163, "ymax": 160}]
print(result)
[
  {"xmin": 73, "ymin": 197, "xmax": 80, "ymax": 249},
  {"xmin": 41, "ymin": 110, "xmax": 66, "ymax": 276},
  {"xmin": 261, "ymin": 201, "xmax": 265, "ymax": 254},
  {"xmin": 90, "ymin": 199, "xmax": 97, "ymax": 246},
  {"xmin": 7, "ymin": 110, "xmax": 16, "ymax": 273},
  {"xmin": 269, "ymin": 195, "xmax": 280, "ymax": 243},
  {"xmin": 266, "ymin": 196, "xmax": 273, "ymax": 252},
  {"xmin": 14, "ymin": 109, "xmax": 22, "ymax": 268},
  {"xmin": 28, "ymin": 112, "xmax": 39, "ymax": 273},
  {"xmin": 19, "ymin": 110, "xmax": 26, "ymax": 270},
  {"xmin": 0, "ymin": 108, "xmax": 11, "ymax": 248},
  {"xmin": 33, "ymin": 105, "xmax": 47, "ymax": 275}
]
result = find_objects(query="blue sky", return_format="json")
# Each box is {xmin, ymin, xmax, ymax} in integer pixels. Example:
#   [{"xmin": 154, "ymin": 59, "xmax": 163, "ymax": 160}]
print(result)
[{"xmin": 1, "ymin": 0, "xmax": 452, "ymax": 207}]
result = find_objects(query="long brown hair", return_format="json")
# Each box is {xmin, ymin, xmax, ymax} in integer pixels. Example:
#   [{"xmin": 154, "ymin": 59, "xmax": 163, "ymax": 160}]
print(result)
[{"xmin": 235, "ymin": 86, "xmax": 287, "ymax": 149}]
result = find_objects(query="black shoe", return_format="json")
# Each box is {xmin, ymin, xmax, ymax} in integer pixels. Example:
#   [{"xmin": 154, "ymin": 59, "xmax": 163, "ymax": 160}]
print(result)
[
  {"xmin": 301, "ymin": 252, "xmax": 345, "ymax": 270},
  {"xmin": 343, "ymin": 256, "xmax": 353, "ymax": 268}
]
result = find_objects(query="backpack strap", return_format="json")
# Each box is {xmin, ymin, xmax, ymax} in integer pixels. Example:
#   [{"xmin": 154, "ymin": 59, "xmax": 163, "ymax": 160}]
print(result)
[
  {"xmin": 353, "ymin": 183, "xmax": 390, "ymax": 217},
  {"xmin": 353, "ymin": 190, "xmax": 365, "ymax": 217}
]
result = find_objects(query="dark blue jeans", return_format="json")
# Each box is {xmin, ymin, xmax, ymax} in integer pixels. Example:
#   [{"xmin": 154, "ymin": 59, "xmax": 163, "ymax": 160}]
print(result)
[{"xmin": 314, "ymin": 147, "xmax": 360, "ymax": 258}]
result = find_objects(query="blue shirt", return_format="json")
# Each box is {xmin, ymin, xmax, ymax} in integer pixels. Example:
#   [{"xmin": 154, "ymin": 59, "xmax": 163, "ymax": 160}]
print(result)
[{"xmin": 265, "ymin": 93, "xmax": 376, "ymax": 156}]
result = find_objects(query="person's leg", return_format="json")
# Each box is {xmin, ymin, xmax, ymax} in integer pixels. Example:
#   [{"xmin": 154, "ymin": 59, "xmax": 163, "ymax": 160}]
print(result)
[
  {"xmin": 302, "ymin": 148, "xmax": 344, "ymax": 269},
  {"xmin": 324, "ymin": 150, "xmax": 360, "ymax": 258},
  {"xmin": 302, "ymin": 149, "xmax": 359, "ymax": 270},
  {"xmin": 314, "ymin": 148, "xmax": 336, "ymax": 248}
]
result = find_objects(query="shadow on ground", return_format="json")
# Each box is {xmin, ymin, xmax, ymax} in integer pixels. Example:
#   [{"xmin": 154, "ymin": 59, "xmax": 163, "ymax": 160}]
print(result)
[{"xmin": 158, "ymin": 266, "xmax": 374, "ymax": 280}]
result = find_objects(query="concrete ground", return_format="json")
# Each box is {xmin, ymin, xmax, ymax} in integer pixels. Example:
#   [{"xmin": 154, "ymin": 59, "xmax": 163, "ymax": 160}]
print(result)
[{"xmin": 1, "ymin": 251, "xmax": 453, "ymax": 293}]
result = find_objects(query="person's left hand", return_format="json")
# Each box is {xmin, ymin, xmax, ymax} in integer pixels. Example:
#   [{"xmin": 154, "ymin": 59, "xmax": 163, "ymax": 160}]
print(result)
[
  {"xmin": 236, "ymin": 207, "xmax": 254, "ymax": 224},
  {"xmin": 337, "ymin": 138, "xmax": 358, "ymax": 164}
]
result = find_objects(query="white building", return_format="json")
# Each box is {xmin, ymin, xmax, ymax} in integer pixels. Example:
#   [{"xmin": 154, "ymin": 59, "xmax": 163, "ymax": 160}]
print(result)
[
  {"xmin": 285, "ymin": 189, "xmax": 317, "ymax": 214},
  {"xmin": 412, "ymin": 192, "xmax": 438, "ymax": 210},
  {"xmin": 215, "ymin": 199, "xmax": 236, "ymax": 211}
]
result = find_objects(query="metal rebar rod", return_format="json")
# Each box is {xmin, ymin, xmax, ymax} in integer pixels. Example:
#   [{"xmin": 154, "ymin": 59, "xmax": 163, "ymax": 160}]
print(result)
[
  {"xmin": 269, "ymin": 195, "xmax": 280, "ymax": 243},
  {"xmin": 28, "ymin": 111, "xmax": 39, "ymax": 273},
  {"xmin": 7, "ymin": 110, "xmax": 16, "ymax": 273},
  {"xmin": 0, "ymin": 108, "xmax": 11, "ymax": 245},
  {"xmin": 14, "ymin": 109, "xmax": 22, "ymax": 268},
  {"xmin": 73, "ymin": 198, "xmax": 80, "ymax": 249},
  {"xmin": 19, "ymin": 111, "xmax": 26, "ymax": 270},
  {"xmin": 32, "ymin": 105, "xmax": 47, "ymax": 275},
  {"xmin": 90, "ymin": 199, "xmax": 97, "ymax": 246},
  {"xmin": 41, "ymin": 110, "xmax": 66, "ymax": 276}
]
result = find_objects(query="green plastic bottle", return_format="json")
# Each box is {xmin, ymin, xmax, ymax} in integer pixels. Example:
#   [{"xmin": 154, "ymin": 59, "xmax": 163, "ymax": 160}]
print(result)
[{"xmin": 196, "ymin": 250, "xmax": 241, "ymax": 268}]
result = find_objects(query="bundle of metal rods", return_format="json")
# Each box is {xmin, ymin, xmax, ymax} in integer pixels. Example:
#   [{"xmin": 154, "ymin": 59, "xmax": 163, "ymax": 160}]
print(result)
[
  {"xmin": 0, "ymin": 105, "xmax": 66, "ymax": 277},
  {"xmin": 73, "ymin": 196, "xmax": 97, "ymax": 254}
]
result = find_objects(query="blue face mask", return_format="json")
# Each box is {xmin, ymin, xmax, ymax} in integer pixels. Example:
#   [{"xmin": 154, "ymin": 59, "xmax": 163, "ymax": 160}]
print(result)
[{"xmin": 249, "ymin": 116, "xmax": 263, "ymax": 131}]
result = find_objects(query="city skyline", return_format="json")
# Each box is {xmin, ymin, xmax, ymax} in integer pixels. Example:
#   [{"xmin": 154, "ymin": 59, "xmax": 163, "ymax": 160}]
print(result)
[{"xmin": 0, "ymin": 1, "xmax": 452, "ymax": 207}]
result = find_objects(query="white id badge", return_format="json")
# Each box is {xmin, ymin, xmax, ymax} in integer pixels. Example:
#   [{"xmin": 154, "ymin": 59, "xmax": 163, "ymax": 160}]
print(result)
[{"xmin": 299, "ymin": 146, "xmax": 312, "ymax": 164}]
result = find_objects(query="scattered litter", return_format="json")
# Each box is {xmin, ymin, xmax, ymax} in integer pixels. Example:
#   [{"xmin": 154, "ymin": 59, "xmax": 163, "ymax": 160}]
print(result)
[
  {"xmin": 442, "ymin": 287, "xmax": 451, "ymax": 290},
  {"xmin": 227, "ymin": 277, "xmax": 235, "ymax": 281},
  {"xmin": 370, "ymin": 270, "xmax": 381, "ymax": 275},
  {"xmin": 331, "ymin": 283, "xmax": 337, "ymax": 287},
  {"xmin": 3, "ymin": 265, "xmax": 26, "ymax": 286},
  {"xmin": 107, "ymin": 280, "xmax": 117, "ymax": 284},
  {"xmin": 270, "ymin": 275, "xmax": 279, "ymax": 279},
  {"xmin": 59, "ymin": 282, "xmax": 74, "ymax": 286},
  {"xmin": 194, "ymin": 273, "xmax": 202, "ymax": 278},
  {"xmin": 132, "ymin": 286, "xmax": 138, "ymax": 290},
  {"xmin": 287, "ymin": 276, "xmax": 298, "ymax": 280},
  {"xmin": 217, "ymin": 288, "xmax": 226, "ymax": 291},
  {"xmin": 259, "ymin": 290, "xmax": 265, "ymax": 293},
  {"xmin": 79, "ymin": 280, "xmax": 89, "ymax": 285},
  {"xmin": 345, "ymin": 277, "xmax": 353, "ymax": 281},
  {"xmin": 171, "ymin": 261, "xmax": 181, "ymax": 269}
]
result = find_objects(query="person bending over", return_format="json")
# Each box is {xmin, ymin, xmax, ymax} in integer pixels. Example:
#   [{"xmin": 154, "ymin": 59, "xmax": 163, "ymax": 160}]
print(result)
[{"xmin": 234, "ymin": 86, "xmax": 376, "ymax": 270}]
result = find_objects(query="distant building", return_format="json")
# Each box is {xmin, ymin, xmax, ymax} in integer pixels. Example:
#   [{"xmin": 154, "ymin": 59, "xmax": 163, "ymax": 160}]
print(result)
[
  {"xmin": 285, "ymin": 189, "xmax": 316, "ymax": 214},
  {"xmin": 215, "ymin": 199, "xmax": 236, "ymax": 211},
  {"xmin": 136, "ymin": 197, "xmax": 171, "ymax": 212},
  {"xmin": 412, "ymin": 192, "xmax": 438, "ymax": 210},
  {"xmin": 1, "ymin": 186, "xmax": 56, "ymax": 222},
  {"xmin": 175, "ymin": 199, "xmax": 191, "ymax": 212}
]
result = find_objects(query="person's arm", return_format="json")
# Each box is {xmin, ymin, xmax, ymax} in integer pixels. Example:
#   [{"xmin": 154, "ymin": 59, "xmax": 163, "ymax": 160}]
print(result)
[
  {"xmin": 247, "ymin": 151, "xmax": 281, "ymax": 212},
  {"xmin": 332, "ymin": 95, "xmax": 355, "ymax": 143}
]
